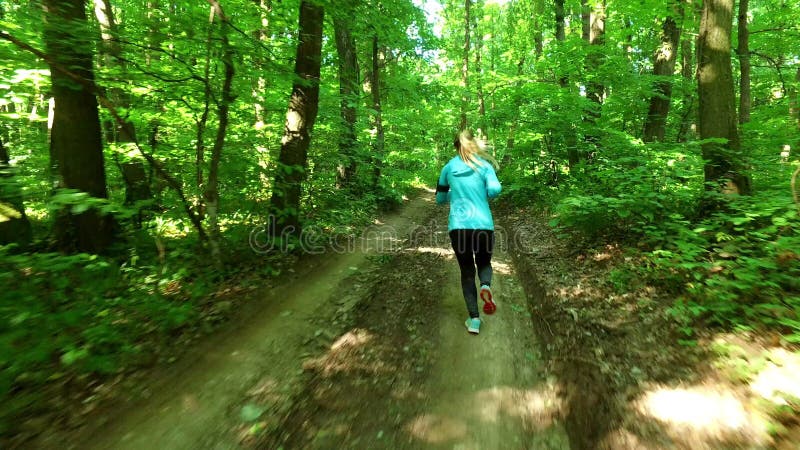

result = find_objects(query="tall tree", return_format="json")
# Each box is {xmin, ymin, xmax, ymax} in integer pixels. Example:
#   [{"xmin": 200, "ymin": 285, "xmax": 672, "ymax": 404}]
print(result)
[
  {"xmin": 93, "ymin": 0, "xmax": 150, "ymax": 221},
  {"xmin": 697, "ymin": 0, "xmax": 750, "ymax": 195},
  {"xmin": 459, "ymin": 0, "xmax": 471, "ymax": 130},
  {"xmin": 269, "ymin": 0, "xmax": 324, "ymax": 236},
  {"xmin": 554, "ymin": 0, "xmax": 566, "ymax": 43},
  {"xmin": 554, "ymin": 0, "xmax": 577, "ymax": 165},
  {"xmin": 791, "ymin": 67, "xmax": 800, "ymax": 157},
  {"xmin": 333, "ymin": 11, "xmax": 359, "ymax": 189},
  {"xmin": 677, "ymin": 26, "xmax": 695, "ymax": 142},
  {"xmin": 643, "ymin": 4, "xmax": 683, "ymax": 142},
  {"xmin": 252, "ymin": 0, "xmax": 272, "ymax": 127},
  {"xmin": 532, "ymin": 0, "xmax": 544, "ymax": 59},
  {"xmin": 204, "ymin": 0, "xmax": 236, "ymax": 259},
  {"xmin": 370, "ymin": 34, "xmax": 385, "ymax": 187},
  {"xmin": 579, "ymin": 0, "xmax": 605, "ymax": 163},
  {"xmin": 474, "ymin": 0, "xmax": 487, "ymax": 137},
  {"xmin": 43, "ymin": 0, "xmax": 113, "ymax": 252},
  {"xmin": 737, "ymin": 0, "xmax": 751, "ymax": 124},
  {"xmin": 584, "ymin": 0, "xmax": 605, "ymax": 109}
]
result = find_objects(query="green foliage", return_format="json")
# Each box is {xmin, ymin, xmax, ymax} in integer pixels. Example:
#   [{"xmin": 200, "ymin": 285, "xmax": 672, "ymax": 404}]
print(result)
[
  {"xmin": 651, "ymin": 192, "xmax": 800, "ymax": 336},
  {"xmin": 550, "ymin": 153, "xmax": 799, "ymax": 339},
  {"xmin": 549, "ymin": 139, "xmax": 704, "ymax": 238},
  {"xmin": 0, "ymin": 0, "xmax": 798, "ymax": 440},
  {"xmin": 0, "ymin": 248, "xmax": 201, "ymax": 434}
]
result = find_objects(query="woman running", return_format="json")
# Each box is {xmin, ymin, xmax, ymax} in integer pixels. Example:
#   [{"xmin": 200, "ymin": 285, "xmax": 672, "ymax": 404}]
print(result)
[{"xmin": 435, "ymin": 130, "xmax": 501, "ymax": 334}]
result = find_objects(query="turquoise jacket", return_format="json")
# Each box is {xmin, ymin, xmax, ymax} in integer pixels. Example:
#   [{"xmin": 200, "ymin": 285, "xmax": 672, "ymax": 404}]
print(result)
[{"xmin": 435, "ymin": 156, "xmax": 502, "ymax": 231}]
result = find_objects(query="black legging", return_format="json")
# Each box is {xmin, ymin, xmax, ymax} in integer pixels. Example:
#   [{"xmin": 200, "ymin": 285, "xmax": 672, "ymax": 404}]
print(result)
[{"xmin": 449, "ymin": 229, "xmax": 494, "ymax": 318}]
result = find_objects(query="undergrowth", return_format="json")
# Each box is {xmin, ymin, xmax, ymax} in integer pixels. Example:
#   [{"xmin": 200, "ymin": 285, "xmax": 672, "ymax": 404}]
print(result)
[{"xmin": 525, "ymin": 135, "xmax": 800, "ymax": 343}]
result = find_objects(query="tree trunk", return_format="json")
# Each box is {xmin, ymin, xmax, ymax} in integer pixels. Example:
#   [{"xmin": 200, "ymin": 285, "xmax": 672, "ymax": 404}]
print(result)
[
  {"xmin": 643, "ymin": 9, "xmax": 682, "ymax": 142},
  {"xmin": 580, "ymin": 0, "xmax": 605, "ymax": 161},
  {"xmin": 622, "ymin": 17, "xmax": 633, "ymax": 59},
  {"xmin": 204, "ymin": 0, "xmax": 235, "ymax": 259},
  {"xmin": 554, "ymin": 0, "xmax": 576, "ymax": 164},
  {"xmin": 677, "ymin": 30, "xmax": 695, "ymax": 142},
  {"xmin": 697, "ymin": 0, "xmax": 750, "ymax": 195},
  {"xmin": 253, "ymin": 0, "xmax": 272, "ymax": 127},
  {"xmin": 94, "ymin": 0, "xmax": 150, "ymax": 224},
  {"xmin": 585, "ymin": 0, "xmax": 605, "ymax": 108},
  {"xmin": 43, "ymin": 0, "xmax": 114, "ymax": 253},
  {"xmin": 195, "ymin": 5, "xmax": 215, "ymax": 221},
  {"xmin": 737, "ymin": 0, "xmax": 751, "ymax": 124},
  {"xmin": 0, "ymin": 138, "xmax": 32, "ymax": 246},
  {"xmin": 554, "ymin": 0, "xmax": 566, "ymax": 42},
  {"xmin": 269, "ymin": 0, "xmax": 323, "ymax": 237},
  {"xmin": 145, "ymin": 0, "xmax": 162, "ymax": 66},
  {"xmin": 533, "ymin": 0, "xmax": 544, "ymax": 59},
  {"xmin": 146, "ymin": 0, "xmax": 163, "ymax": 151},
  {"xmin": 506, "ymin": 58, "xmax": 524, "ymax": 154},
  {"xmin": 580, "ymin": 0, "xmax": 590, "ymax": 42},
  {"xmin": 370, "ymin": 34, "xmax": 385, "ymax": 188},
  {"xmin": 791, "ymin": 67, "xmax": 800, "ymax": 151},
  {"xmin": 460, "ymin": 0, "xmax": 471, "ymax": 131},
  {"xmin": 334, "ymin": 14, "xmax": 359, "ymax": 189},
  {"xmin": 555, "ymin": 0, "xmax": 566, "ymax": 83},
  {"xmin": 474, "ymin": 1, "xmax": 487, "ymax": 138}
]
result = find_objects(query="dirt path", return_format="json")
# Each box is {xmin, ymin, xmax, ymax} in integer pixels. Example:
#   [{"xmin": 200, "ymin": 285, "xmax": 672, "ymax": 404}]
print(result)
[
  {"xmin": 25, "ymin": 191, "xmax": 795, "ymax": 450},
  {"xmin": 408, "ymin": 250, "xmax": 568, "ymax": 449},
  {"xmin": 41, "ymin": 193, "xmax": 570, "ymax": 449},
  {"xmin": 262, "ymin": 206, "xmax": 568, "ymax": 448},
  {"xmin": 37, "ymin": 194, "xmax": 435, "ymax": 450}
]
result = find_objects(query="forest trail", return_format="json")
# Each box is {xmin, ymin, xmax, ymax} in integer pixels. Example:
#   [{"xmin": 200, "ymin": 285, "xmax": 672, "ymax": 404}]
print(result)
[
  {"xmin": 33, "ymin": 191, "xmax": 781, "ymax": 450},
  {"xmin": 41, "ymin": 193, "xmax": 433, "ymax": 449},
  {"xmin": 40, "ymin": 190, "xmax": 571, "ymax": 449},
  {"xmin": 405, "ymin": 252, "xmax": 568, "ymax": 449},
  {"xmin": 261, "ymin": 195, "xmax": 569, "ymax": 449}
]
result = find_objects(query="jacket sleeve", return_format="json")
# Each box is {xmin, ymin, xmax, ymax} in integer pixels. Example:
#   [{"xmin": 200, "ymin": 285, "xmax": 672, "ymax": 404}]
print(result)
[
  {"xmin": 435, "ymin": 164, "xmax": 450, "ymax": 204},
  {"xmin": 485, "ymin": 165, "xmax": 502, "ymax": 199}
]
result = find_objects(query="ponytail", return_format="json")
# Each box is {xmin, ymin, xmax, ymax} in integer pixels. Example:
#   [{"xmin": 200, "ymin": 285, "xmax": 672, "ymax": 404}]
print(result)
[{"xmin": 454, "ymin": 130, "xmax": 499, "ymax": 170}]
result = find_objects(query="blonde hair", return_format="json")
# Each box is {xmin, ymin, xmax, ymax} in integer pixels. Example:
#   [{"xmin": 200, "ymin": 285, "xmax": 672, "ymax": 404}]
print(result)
[{"xmin": 454, "ymin": 130, "xmax": 499, "ymax": 170}]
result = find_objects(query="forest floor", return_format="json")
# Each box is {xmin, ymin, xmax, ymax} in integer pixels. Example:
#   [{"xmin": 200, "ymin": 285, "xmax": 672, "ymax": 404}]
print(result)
[{"xmin": 27, "ymin": 190, "xmax": 800, "ymax": 449}]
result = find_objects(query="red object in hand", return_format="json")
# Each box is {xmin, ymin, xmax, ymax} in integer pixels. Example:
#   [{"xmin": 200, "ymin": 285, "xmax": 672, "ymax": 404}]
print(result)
[{"xmin": 481, "ymin": 288, "xmax": 496, "ymax": 314}]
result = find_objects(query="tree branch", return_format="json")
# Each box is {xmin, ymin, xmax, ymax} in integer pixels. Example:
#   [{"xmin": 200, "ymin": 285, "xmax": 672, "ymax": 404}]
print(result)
[
  {"xmin": 750, "ymin": 51, "xmax": 787, "ymax": 95},
  {"xmin": 750, "ymin": 25, "xmax": 800, "ymax": 34}
]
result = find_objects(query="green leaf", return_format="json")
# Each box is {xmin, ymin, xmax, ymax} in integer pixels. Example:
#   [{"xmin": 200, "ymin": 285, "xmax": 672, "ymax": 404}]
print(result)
[
  {"xmin": 71, "ymin": 202, "xmax": 91, "ymax": 214},
  {"xmin": 240, "ymin": 404, "xmax": 265, "ymax": 422},
  {"xmin": 60, "ymin": 347, "xmax": 89, "ymax": 366}
]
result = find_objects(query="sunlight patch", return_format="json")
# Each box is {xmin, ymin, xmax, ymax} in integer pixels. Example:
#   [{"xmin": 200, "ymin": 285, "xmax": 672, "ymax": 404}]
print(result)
[
  {"xmin": 302, "ymin": 329, "xmax": 388, "ymax": 376},
  {"xmin": 636, "ymin": 384, "xmax": 768, "ymax": 445},
  {"xmin": 640, "ymin": 387, "xmax": 747, "ymax": 429},
  {"xmin": 330, "ymin": 328, "xmax": 373, "ymax": 351},
  {"xmin": 492, "ymin": 260, "xmax": 513, "ymax": 275},
  {"xmin": 750, "ymin": 348, "xmax": 800, "ymax": 405},
  {"xmin": 474, "ymin": 386, "xmax": 561, "ymax": 428},
  {"xmin": 405, "ymin": 414, "xmax": 467, "ymax": 443},
  {"xmin": 408, "ymin": 246, "xmax": 452, "ymax": 257}
]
